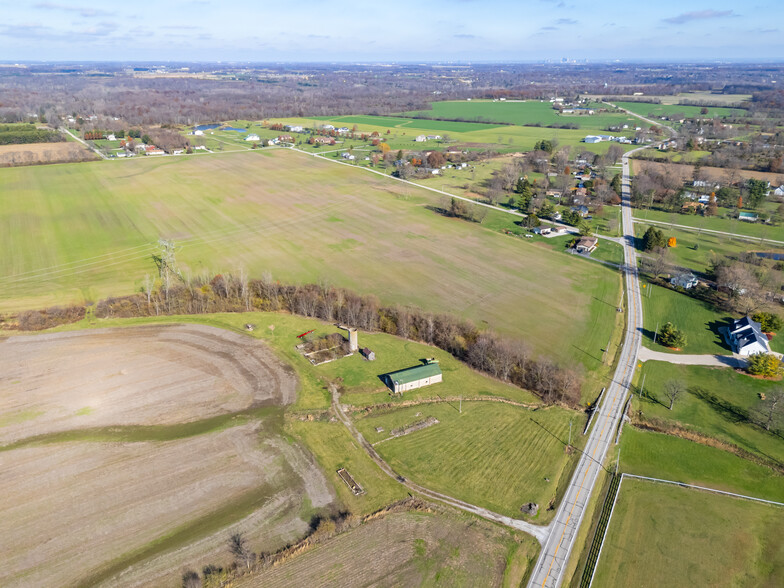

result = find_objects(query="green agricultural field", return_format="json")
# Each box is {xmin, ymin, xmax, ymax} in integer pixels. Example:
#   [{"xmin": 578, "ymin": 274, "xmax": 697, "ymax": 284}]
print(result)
[
  {"xmin": 640, "ymin": 279, "xmax": 730, "ymax": 355},
  {"xmin": 634, "ymin": 361, "xmax": 784, "ymax": 465},
  {"xmin": 355, "ymin": 401, "xmax": 583, "ymax": 521},
  {"xmin": 399, "ymin": 100, "xmax": 640, "ymax": 132},
  {"xmin": 620, "ymin": 427, "xmax": 784, "ymax": 502},
  {"xmin": 612, "ymin": 101, "xmax": 746, "ymax": 120},
  {"xmin": 311, "ymin": 114, "xmax": 502, "ymax": 133},
  {"xmin": 593, "ymin": 477, "xmax": 784, "ymax": 588},
  {"xmin": 0, "ymin": 149, "xmax": 621, "ymax": 369}
]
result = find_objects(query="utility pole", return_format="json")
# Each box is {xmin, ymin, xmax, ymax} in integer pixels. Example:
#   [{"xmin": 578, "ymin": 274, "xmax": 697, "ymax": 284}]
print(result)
[
  {"xmin": 459, "ymin": 393, "xmax": 462, "ymax": 414},
  {"xmin": 568, "ymin": 419, "xmax": 572, "ymax": 447},
  {"xmin": 640, "ymin": 373, "xmax": 646, "ymax": 399}
]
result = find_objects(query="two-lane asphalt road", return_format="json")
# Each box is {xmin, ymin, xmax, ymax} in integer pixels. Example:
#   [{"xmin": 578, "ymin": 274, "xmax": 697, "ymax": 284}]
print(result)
[{"xmin": 527, "ymin": 148, "xmax": 646, "ymax": 588}]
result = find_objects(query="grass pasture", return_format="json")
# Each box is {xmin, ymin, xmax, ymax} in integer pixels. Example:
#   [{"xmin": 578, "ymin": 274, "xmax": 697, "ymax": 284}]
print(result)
[
  {"xmin": 620, "ymin": 427, "xmax": 784, "ymax": 503},
  {"xmin": 593, "ymin": 477, "xmax": 784, "ymax": 588},
  {"xmin": 356, "ymin": 402, "xmax": 584, "ymax": 521},
  {"xmin": 635, "ymin": 207, "xmax": 784, "ymax": 244},
  {"xmin": 0, "ymin": 148, "xmax": 620, "ymax": 368},
  {"xmin": 635, "ymin": 361, "xmax": 784, "ymax": 466}
]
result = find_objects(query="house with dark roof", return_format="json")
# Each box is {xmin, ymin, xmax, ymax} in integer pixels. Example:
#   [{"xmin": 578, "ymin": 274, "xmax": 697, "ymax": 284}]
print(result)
[
  {"xmin": 384, "ymin": 359, "xmax": 442, "ymax": 394},
  {"xmin": 725, "ymin": 316, "xmax": 770, "ymax": 356}
]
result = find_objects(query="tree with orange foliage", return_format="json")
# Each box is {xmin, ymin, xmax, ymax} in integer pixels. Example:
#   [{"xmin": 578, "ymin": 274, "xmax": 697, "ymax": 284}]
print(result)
[
  {"xmin": 564, "ymin": 165, "xmax": 571, "ymax": 175},
  {"xmin": 668, "ymin": 237, "xmax": 677, "ymax": 247},
  {"xmin": 380, "ymin": 142, "xmax": 391, "ymax": 154},
  {"xmin": 738, "ymin": 195, "xmax": 743, "ymax": 208}
]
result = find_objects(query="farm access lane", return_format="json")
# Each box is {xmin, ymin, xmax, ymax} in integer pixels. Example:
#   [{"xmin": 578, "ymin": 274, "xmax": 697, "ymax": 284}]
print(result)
[
  {"xmin": 328, "ymin": 384, "xmax": 551, "ymax": 544},
  {"xmin": 527, "ymin": 147, "xmax": 646, "ymax": 588},
  {"xmin": 60, "ymin": 127, "xmax": 108, "ymax": 159}
]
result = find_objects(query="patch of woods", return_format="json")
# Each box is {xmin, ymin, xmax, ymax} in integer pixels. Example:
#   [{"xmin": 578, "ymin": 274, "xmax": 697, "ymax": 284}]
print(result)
[
  {"xmin": 180, "ymin": 498, "xmax": 433, "ymax": 588},
  {"xmin": 9, "ymin": 272, "xmax": 582, "ymax": 407},
  {"xmin": 432, "ymin": 196, "xmax": 488, "ymax": 223},
  {"xmin": 0, "ymin": 124, "xmax": 63, "ymax": 145}
]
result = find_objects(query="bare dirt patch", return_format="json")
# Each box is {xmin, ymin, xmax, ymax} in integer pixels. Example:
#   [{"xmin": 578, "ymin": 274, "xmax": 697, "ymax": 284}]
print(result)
[
  {"xmin": 0, "ymin": 324, "xmax": 297, "ymax": 443},
  {"xmin": 0, "ymin": 141, "xmax": 97, "ymax": 167},
  {"xmin": 0, "ymin": 425, "xmax": 306, "ymax": 588}
]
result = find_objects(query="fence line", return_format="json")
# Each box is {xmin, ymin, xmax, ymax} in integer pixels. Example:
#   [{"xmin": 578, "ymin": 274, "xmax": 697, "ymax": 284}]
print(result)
[
  {"xmin": 587, "ymin": 474, "xmax": 624, "ymax": 588},
  {"xmin": 623, "ymin": 473, "xmax": 784, "ymax": 507}
]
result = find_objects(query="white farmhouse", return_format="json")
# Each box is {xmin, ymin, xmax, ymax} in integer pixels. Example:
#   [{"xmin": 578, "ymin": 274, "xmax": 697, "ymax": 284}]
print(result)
[
  {"xmin": 725, "ymin": 316, "xmax": 770, "ymax": 356},
  {"xmin": 245, "ymin": 134, "xmax": 260, "ymax": 141}
]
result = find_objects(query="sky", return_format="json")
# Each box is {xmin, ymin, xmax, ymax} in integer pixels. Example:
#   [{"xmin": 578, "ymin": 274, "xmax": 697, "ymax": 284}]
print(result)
[{"xmin": 0, "ymin": 0, "xmax": 781, "ymax": 63}]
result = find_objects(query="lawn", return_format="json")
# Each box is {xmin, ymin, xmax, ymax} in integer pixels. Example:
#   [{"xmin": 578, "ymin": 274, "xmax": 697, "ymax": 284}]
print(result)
[
  {"xmin": 640, "ymin": 278, "xmax": 731, "ymax": 355},
  {"xmin": 634, "ymin": 361, "xmax": 784, "ymax": 465},
  {"xmin": 0, "ymin": 149, "xmax": 621, "ymax": 370},
  {"xmin": 634, "ymin": 221, "xmax": 782, "ymax": 274},
  {"xmin": 620, "ymin": 427, "xmax": 784, "ymax": 502},
  {"xmin": 399, "ymin": 100, "xmax": 640, "ymax": 132},
  {"xmin": 593, "ymin": 477, "xmax": 784, "ymax": 588},
  {"xmin": 635, "ymin": 207, "xmax": 784, "ymax": 244},
  {"xmin": 355, "ymin": 401, "xmax": 584, "ymax": 522}
]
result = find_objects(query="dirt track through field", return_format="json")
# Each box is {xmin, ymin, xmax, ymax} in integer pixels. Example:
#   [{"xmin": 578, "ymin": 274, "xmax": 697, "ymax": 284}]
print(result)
[
  {"xmin": 0, "ymin": 324, "xmax": 297, "ymax": 443},
  {"xmin": 0, "ymin": 325, "xmax": 334, "ymax": 588}
]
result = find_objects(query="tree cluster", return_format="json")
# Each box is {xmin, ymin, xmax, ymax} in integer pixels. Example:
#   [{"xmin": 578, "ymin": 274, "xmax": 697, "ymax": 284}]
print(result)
[{"xmin": 92, "ymin": 272, "xmax": 582, "ymax": 406}]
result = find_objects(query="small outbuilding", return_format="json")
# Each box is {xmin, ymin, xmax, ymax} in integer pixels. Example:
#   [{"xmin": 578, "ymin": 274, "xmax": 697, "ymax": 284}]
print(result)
[
  {"xmin": 574, "ymin": 236, "xmax": 598, "ymax": 254},
  {"xmin": 385, "ymin": 359, "xmax": 442, "ymax": 394},
  {"xmin": 361, "ymin": 347, "xmax": 376, "ymax": 361}
]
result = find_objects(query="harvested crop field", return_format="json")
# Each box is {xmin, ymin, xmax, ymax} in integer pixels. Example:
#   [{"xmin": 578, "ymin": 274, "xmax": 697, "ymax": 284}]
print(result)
[
  {"xmin": 0, "ymin": 324, "xmax": 297, "ymax": 444},
  {"xmin": 235, "ymin": 510, "xmax": 538, "ymax": 588},
  {"xmin": 0, "ymin": 148, "xmax": 620, "ymax": 365},
  {"xmin": 0, "ymin": 141, "xmax": 97, "ymax": 167},
  {"xmin": 634, "ymin": 159, "xmax": 784, "ymax": 185},
  {"xmin": 0, "ymin": 325, "xmax": 334, "ymax": 588}
]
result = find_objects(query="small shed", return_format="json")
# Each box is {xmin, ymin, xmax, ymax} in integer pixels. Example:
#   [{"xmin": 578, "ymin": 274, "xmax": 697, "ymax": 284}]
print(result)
[{"xmin": 361, "ymin": 347, "xmax": 376, "ymax": 361}]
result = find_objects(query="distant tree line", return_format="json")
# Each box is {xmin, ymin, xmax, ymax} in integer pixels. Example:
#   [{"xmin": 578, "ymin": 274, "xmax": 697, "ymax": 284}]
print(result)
[
  {"xmin": 0, "ymin": 125, "xmax": 63, "ymax": 145},
  {"xmin": 86, "ymin": 272, "xmax": 583, "ymax": 406}
]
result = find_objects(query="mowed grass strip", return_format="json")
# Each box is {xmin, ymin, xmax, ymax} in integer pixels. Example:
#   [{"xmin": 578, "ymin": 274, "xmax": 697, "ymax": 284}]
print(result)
[
  {"xmin": 593, "ymin": 477, "xmax": 784, "ymax": 588},
  {"xmin": 620, "ymin": 427, "xmax": 784, "ymax": 502},
  {"xmin": 0, "ymin": 149, "xmax": 620, "ymax": 367},
  {"xmin": 357, "ymin": 402, "xmax": 581, "ymax": 520}
]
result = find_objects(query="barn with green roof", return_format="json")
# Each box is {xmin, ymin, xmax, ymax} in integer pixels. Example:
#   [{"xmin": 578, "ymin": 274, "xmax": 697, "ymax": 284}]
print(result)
[{"xmin": 385, "ymin": 359, "xmax": 442, "ymax": 394}]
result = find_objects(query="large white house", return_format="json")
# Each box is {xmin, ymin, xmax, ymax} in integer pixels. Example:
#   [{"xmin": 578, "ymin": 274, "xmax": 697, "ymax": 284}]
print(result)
[{"xmin": 725, "ymin": 316, "xmax": 770, "ymax": 356}]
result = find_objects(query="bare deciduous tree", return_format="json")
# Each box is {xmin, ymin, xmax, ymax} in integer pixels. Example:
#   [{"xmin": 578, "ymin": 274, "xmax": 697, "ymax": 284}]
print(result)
[
  {"xmin": 663, "ymin": 380, "xmax": 685, "ymax": 410},
  {"xmin": 755, "ymin": 389, "xmax": 783, "ymax": 431},
  {"xmin": 228, "ymin": 533, "xmax": 254, "ymax": 570}
]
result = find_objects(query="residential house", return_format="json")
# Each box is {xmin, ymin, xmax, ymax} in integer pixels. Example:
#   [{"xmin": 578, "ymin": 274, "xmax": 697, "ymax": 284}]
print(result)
[
  {"xmin": 245, "ymin": 134, "xmax": 260, "ymax": 141},
  {"xmin": 571, "ymin": 205, "xmax": 590, "ymax": 217},
  {"xmin": 574, "ymin": 237, "xmax": 598, "ymax": 254},
  {"xmin": 322, "ymin": 124, "xmax": 335, "ymax": 131},
  {"xmin": 584, "ymin": 135, "xmax": 602, "ymax": 143},
  {"xmin": 337, "ymin": 127, "xmax": 350, "ymax": 134},
  {"xmin": 773, "ymin": 185, "xmax": 784, "ymax": 197},
  {"xmin": 415, "ymin": 135, "xmax": 427, "ymax": 142},
  {"xmin": 277, "ymin": 135, "xmax": 294, "ymax": 142},
  {"xmin": 426, "ymin": 135, "xmax": 441, "ymax": 141},
  {"xmin": 341, "ymin": 152, "xmax": 355, "ymax": 160},
  {"xmin": 286, "ymin": 125, "xmax": 304, "ymax": 133},
  {"xmin": 385, "ymin": 359, "xmax": 442, "ymax": 394},
  {"xmin": 725, "ymin": 316, "xmax": 770, "ymax": 356},
  {"xmin": 533, "ymin": 226, "xmax": 552, "ymax": 236},
  {"xmin": 670, "ymin": 272, "xmax": 699, "ymax": 289},
  {"xmin": 106, "ymin": 134, "xmax": 116, "ymax": 141}
]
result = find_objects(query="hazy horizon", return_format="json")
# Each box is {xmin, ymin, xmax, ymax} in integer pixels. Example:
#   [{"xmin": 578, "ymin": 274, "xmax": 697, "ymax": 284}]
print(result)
[{"xmin": 0, "ymin": 0, "xmax": 781, "ymax": 63}]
